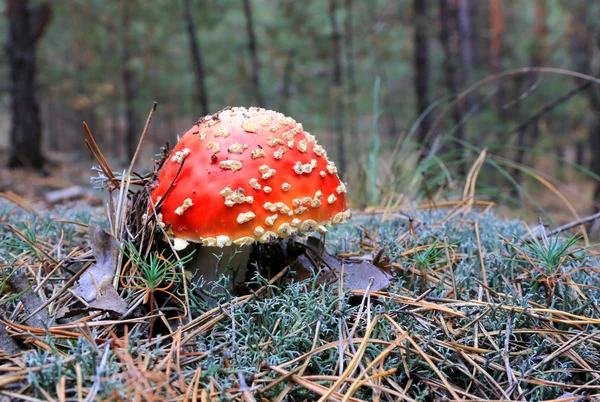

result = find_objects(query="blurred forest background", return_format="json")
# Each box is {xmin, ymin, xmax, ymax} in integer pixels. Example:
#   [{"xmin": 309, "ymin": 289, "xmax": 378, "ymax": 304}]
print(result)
[{"xmin": 3, "ymin": 0, "xmax": 600, "ymax": 216}]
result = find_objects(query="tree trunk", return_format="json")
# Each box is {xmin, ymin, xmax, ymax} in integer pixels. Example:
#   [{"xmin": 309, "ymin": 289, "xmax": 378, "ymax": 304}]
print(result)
[
  {"xmin": 568, "ymin": 9, "xmax": 600, "ymax": 209},
  {"xmin": 513, "ymin": 0, "xmax": 548, "ymax": 187},
  {"xmin": 524, "ymin": 0, "xmax": 548, "ymax": 156},
  {"xmin": 489, "ymin": 0, "xmax": 506, "ymax": 119},
  {"xmin": 413, "ymin": 0, "xmax": 431, "ymax": 144},
  {"xmin": 532, "ymin": 0, "xmax": 548, "ymax": 67},
  {"xmin": 122, "ymin": 0, "xmax": 137, "ymax": 161},
  {"xmin": 511, "ymin": 75, "xmax": 527, "ymax": 197},
  {"xmin": 279, "ymin": 50, "xmax": 294, "ymax": 114},
  {"xmin": 344, "ymin": 0, "xmax": 357, "ymax": 149},
  {"xmin": 456, "ymin": 0, "xmax": 474, "ymax": 85},
  {"xmin": 7, "ymin": 0, "xmax": 50, "ymax": 169},
  {"xmin": 183, "ymin": 0, "xmax": 209, "ymax": 116},
  {"xmin": 439, "ymin": 0, "xmax": 466, "ymax": 176},
  {"xmin": 468, "ymin": 0, "xmax": 479, "ymax": 69},
  {"xmin": 591, "ymin": 120, "xmax": 600, "ymax": 208},
  {"xmin": 576, "ymin": 140, "xmax": 585, "ymax": 167},
  {"xmin": 328, "ymin": 0, "xmax": 346, "ymax": 177},
  {"xmin": 242, "ymin": 0, "xmax": 264, "ymax": 107},
  {"xmin": 555, "ymin": 145, "xmax": 565, "ymax": 178}
]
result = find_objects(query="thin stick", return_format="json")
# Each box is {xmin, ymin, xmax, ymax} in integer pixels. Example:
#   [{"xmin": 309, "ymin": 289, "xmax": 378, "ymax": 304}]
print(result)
[
  {"xmin": 535, "ymin": 210, "xmax": 600, "ymax": 240},
  {"xmin": 425, "ymin": 67, "xmax": 600, "ymax": 144},
  {"xmin": 509, "ymin": 81, "xmax": 591, "ymax": 136},
  {"xmin": 83, "ymin": 122, "xmax": 118, "ymax": 186},
  {"xmin": 22, "ymin": 262, "xmax": 94, "ymax": 323},
  {"xmin": 127, "ymin": 102, "xmax": 157, "ymax": 180},
  {"xmin": 503, "ymin": 309, "xmax": 516, "ymax": 397},
  {"xmin": 474, "ymin": 222, "xmax": 490, "ymax": 303}
]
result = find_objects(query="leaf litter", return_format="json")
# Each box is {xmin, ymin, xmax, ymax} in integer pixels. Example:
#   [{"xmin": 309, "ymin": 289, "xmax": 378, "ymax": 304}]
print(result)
[{"xmin": 0, "ymin": 108, "xmax": 599, "ymax": 400}]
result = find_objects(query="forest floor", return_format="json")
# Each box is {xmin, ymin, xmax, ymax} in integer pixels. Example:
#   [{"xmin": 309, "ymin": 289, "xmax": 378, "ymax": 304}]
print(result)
[{"xmin": 1, "ymin": 163, "xmax": 600, "ymax": 400}]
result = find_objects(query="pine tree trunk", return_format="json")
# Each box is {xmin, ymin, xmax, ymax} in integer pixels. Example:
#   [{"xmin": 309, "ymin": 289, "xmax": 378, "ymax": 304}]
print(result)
[
  {"xmin": 439, "ymin": 0, "xmax": 465, "ymax": 175},
  {"xmin": 489, "ymin": 0, "xmax": 506, "ymax": 119},
  {"xmin": 183, "ymin": 0, "xmax": 209, "ymax": 116},
  {"xmin": 524, "ymin": 0, "xmax": 548, "ymax": 154},
  {"xmin": 457, "ymin": 0, "xmax": 474, "ymax": 85},
  {"xmin": 242, "ymin": 0, "xmax": 264, "ymax": 107},
  {"xmin": 511, "ymin": 76, "xmax": 527, "ymax": 197},
  {"xmin": 576, "ymin": 140, "xmax": 585, "ymax": 167},
  {"xmin": 122, "ymin": 0, "xmax": 137, "ymax": 161},
  {"xmin": 344, "ymin": 0, "xmax": 357, "ymax": 147},
  {"xmin": 329, "ymin": 0, "xmax": 346, "ymax": 177},
  {"xmin": 279, "ymin": 50, "xmax": 294, "ymax": 114},
  {"xmin": 7, "ymin": 0, "xmax": 50, "ymax": 169},
  {"xmin": 413, "ymin": 0, "xmax": 431, "ymax": 144}
]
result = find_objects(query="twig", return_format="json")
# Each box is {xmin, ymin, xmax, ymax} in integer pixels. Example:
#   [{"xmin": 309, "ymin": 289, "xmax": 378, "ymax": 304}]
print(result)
[
  {"xmin": 534, "ymin": 210, "xmax": 600, "ymax": 240},
  {"xmin": 126, "ymin": 102, "xmax": 157, "ymax": 181},
  {"xmin": 503, "ymin": 309, "xmax": 517, "ymax": 398},
  {"xmin": 21, "ymin": 261, "xmax": 93, "ymax": 323},
  {"xmin": 237, "ymin": 371, "xmax": 257, "ymax": 402},
  {"xmin": 510, "ymin": 81, "xmax": 591, "ymax": 135},
  {"xmin": 83, "ymin": 122, "xmax": 118, "ymax": 188},
  {"xmin": 425, "ymin": 67, "xmax": 600, "ymax": 143},
  {"xmin": 474, "ymin": 221, "xmax": 490, "ymax": 303}
]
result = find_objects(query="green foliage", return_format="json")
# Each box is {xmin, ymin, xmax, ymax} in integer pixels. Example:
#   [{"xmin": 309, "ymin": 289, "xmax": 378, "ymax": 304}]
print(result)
[
  {"xmin": 520, "ymin": 234, "xmax": 581, "ymax": 274},
  {"xmin": 0, "ymin": 200, "xmax": 95, "ymax": 304},
  {"xmin": 3, "ymin": 199, "xmax": 600, "ymax": 400},
  {"xmin": 24, "ymin": 334, "xmax": 122, "ymax": 400},
  {"xmin": 121, "ymin": 240, "xmax": 193, "ymax": 292}
]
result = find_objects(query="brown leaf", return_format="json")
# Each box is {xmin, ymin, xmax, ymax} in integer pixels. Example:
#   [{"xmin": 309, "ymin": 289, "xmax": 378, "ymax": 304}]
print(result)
[
  {"xmin": 295, "ymin": 237, "xmax": 391, "ymax": 292},
  {"xmin": 88, "ymin": 285, "xmax": 127, "ymax": 315}
]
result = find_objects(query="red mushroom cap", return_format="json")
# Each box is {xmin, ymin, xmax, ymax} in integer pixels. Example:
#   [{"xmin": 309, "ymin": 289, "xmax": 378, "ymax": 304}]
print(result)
[{"xmin": 151, "ymin": 106, "xmax": 350, "ymax": 247}]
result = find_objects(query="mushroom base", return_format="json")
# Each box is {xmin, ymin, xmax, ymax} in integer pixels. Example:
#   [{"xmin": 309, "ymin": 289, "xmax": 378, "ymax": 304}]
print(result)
[
  {"xmin": 185, "ymin": 239, "xmax": 307, "ymax": 304},
  {"xmin": 187, "ymin": 244, "xmax": 252, "ymax": 301}
]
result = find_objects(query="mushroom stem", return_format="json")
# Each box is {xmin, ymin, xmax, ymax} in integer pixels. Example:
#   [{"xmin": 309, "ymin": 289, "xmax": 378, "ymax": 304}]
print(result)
[{"xmin": 187, "ymin": 244, "xmax": 251, "ymax": 299}]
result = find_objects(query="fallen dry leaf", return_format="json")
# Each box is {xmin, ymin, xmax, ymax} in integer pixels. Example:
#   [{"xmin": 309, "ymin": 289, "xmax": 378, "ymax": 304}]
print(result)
[
  {"xmin": 88, "ymin": 285, "xmax": 127, "ymax": 315},
  {"xmin": 295, "ymin": 237, "xmax": 391, "ymax": 292}
]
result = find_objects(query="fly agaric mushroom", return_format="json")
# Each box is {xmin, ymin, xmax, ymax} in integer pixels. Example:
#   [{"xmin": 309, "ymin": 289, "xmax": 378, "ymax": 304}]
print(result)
[{"xmin": 150, "ymin": 106, "xmax": 350, "ymax": 290}]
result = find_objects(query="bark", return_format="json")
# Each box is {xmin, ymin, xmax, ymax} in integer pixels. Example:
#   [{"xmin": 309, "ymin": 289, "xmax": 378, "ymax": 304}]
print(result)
[
  {"xmin": 511, "ymin": 75, "xmax": 526, "ymax": 194},
  {"xmin": 413, "ymin": 0, "xmax": 431, "ymax": 144},
  {"xmin": 591, "ymin": 120, "xmax": 600, "ymax": 206},
  {"xmin": 456, "ymin": 0, "xmax": 474, "ymax": 85},
  {"xmin": 344, "ymin": 0, "xmax": 357, "ymax": 145},
  {"xmin": 489, "ymin": 0, "xmax": 506, "ymax": 119},
  {"xmin": 524, "ymin": 0, "xmax": 548, "ymax": 155},
  {"xmin": 532, "ymin": 0, "xmax": 548, "ymax": 66},
  {"xmin": 439, "ymin": 0, "xmax": 465, "ymax": 175},
  {"xmin": 468, "ymin": 0, "xmax": 479, "ymax": 69},
  {"xmin": 568, "ymin": 9, "xmax": 600, "ymax": 208},
  {"xmin": 122, "ymin": 0, "xmax": 137, "ymax": 161},
  {"xmin": 511, "ymin": 75, "xmax": 538, "ymax": 198},
  {"xmin": 576, "ymin": 140, "xmax": 585, "ymax": 167},
  {"xmin": 183, "ymin": 0, "xmax": 209, "ymax": 116},
  {"xmin": 328, "ymin": 0, "xmax": 346, "ymax": 176},
  {"xmin": 7, "ymin": 0, "xmax": 51, "ymax": 169},
  {"xmin": 279, "ymin": 49, "xmax": 294, "ymax": 114},
  {"xmin": 242, "ymin": 0, "xmax": 264, "ymax": 107},
  {"xmin": 556, "ymin": 145, "xmax": 565, "ymax": 177}
]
